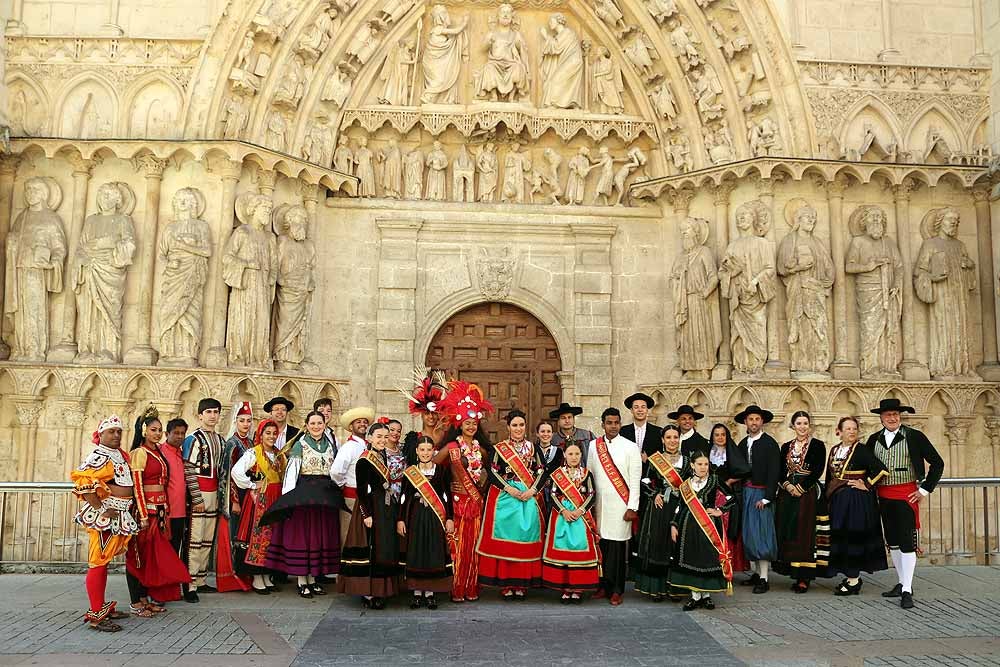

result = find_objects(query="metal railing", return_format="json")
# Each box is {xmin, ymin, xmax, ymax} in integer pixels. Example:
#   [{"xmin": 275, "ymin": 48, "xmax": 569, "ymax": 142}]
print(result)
[{"xmin": 0, "ymin": 478, "xmax": 998, "ymax": 567}]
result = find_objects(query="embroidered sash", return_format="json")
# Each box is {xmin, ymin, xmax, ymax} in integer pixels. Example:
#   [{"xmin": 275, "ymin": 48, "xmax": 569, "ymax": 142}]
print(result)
[
  {"xmin": 404, "ymin": 466, "xmax": 448, "ymax": 531},
  {"xmin": 494, "ymin": 440, "xmax": 536, "ymax": 488},
  {"xmin": 550, "ymin": 467, "xmax": 598, "ymax": 536},
  {"xmin": 363, "ymin": 449, "xmax": 390, "ymax": 482},
  {"xmin": 595, "ymin": 437, "xmax": 629, "ymax": 506},
  {"xmin": 647, "ymin": 451, "xmax": 684, "ymax": 490},
  {"xmin": 679, "ymin": 479, "xmax": 733, "ymax": 590},
  {"xmin": 449, "ymin": 443, "xmax": 483, "ymax": 504}
]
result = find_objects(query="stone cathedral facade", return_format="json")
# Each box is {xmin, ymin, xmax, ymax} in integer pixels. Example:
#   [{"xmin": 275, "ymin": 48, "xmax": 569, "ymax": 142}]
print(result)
[{"xmin": 0, "ymin": 0, "xmax": 999, "ymax": 484}]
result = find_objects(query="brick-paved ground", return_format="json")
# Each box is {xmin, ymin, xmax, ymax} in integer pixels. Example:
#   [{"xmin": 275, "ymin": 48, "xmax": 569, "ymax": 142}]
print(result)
[{"xmin": 1, "ymin": 566, "xmax": 999, "ymax": 666}]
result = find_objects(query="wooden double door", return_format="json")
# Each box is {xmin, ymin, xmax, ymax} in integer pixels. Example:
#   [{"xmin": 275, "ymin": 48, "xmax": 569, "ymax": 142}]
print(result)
[{"xmin": 425, "ymin": 302, "xmax": 563, "ymax": 443}]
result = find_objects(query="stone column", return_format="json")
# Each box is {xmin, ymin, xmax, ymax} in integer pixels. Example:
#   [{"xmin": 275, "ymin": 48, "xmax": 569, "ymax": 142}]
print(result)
[
  {"xmin": 973, "ymin": 187, "xmax": 1000, "ymax": 379},
  {"xmin": 712, "ymin": 181, "xmax": 736, "ymax": 380},
  {"xmin": 204, "ymin": 158, "xmax": 242, "ymax": 367},
  {"xmin": 102, "ymin": 0, "xmax": 124, "ymax": 35},
  {"xmin": 893, "ymin": 179, "xmax": 930, "ymax": 380},
  {"xmin": 944, "ymin": 416, "xmax": 974, "ymax": 557},
  {"xmin": 826, "ymin": 178, "xmax": 859, "ymax": 379},
  {"xmin": 299, "ymin": 181, "xmax": 321, "ymax": 374},
  {"xmin": 60, "ymin": 399, "xmax": 90, "ymax": 479},
  {"xmin": 374, "ymin": 218, "xmax": 422, "ymax": 418},
  {"xmin": 0, "ymin": 155, "xmax": 21, "ymax": 360},
  {"xmin": 971, "ymin": 0, "xmax": 990, "ymax": 66},
  {"xmin": 124, "ymin": 155, "xmax": 168, "ymax": 366},
  {"xmin": 6, "ymin": 0, "xmax": 26, "ymax": 34},
  {"xmin": 48, "ymin": 155, "xmax": 97, "ymax": 362},
  {"xmin": 571, "ymin": 224, "xmax": 616, "ymax": 417},
  {"xmin": 258, "ymin": 169, "xmax": 277, "ymax": 197},
  {"xmin": 758, "ymin": 178, "xmax": 790, "ymax": 377},
  {"xmin": 877, "ymin": 0, "xmax": 901, "ymax": 61},
  {"xmin": 13, "ymin": 396, "xmax": 43, "ymax": 481}
]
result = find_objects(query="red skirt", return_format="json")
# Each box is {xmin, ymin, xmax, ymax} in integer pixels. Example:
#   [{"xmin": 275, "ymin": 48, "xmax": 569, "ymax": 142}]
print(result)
[
  {"xmin": 476, "ymin": 486, "xmax": 543, "ymax": 588},
  {"xmin": 541, "ymin": 509, "xmax": 599, "ymax": 592},
  {"xmin": 126, "ymin": 515, "xmax": 191, "ymax": 601}
]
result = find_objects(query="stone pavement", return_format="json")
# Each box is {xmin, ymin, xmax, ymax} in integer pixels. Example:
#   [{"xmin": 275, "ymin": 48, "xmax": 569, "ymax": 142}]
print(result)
[{"xmin": 0, "ymin": 567, "xmax": 999, "ymax": 666}]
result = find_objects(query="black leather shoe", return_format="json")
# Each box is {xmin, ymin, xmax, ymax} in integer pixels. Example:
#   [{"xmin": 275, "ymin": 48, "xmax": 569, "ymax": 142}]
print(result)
[
  {"xmin": 197, "ymin": 585, "xmax": 217, "ymax": 594},
  {"xmin": 682, "ymin": 599, "xmax": 699, "ymax": 611},
  {"xmin": 882, "ymin": 583, "xmax": 903, "ymax": 598},
  {"xmin": 701, "ymin": 598, "xmax": 715, "ymax": 610},
  {"xmin": 372, "ymin": 597, "xmax": 385, "ymax": 610},
  {"xmin": 740, "ymin": 573, "xmax": 760, "ymax": 587},
  {"xmin": 253, "ymin": 587, "xmax": 271, "ymax": 595},
  {"xmin": 834, "ymin": 580, "xmax": 862, "ymax": 596},
  {"xmin": 298, "ymin": 585, "xmax": 313, "ymax": 599},
  {"xmin": 410, "ymin": 596, "xmax": 424, "ymax": 610},
  {"xmin": 900, "ymin": 591, "xmax": 914, "ymax": 609},
  {"xmin": 309, "ymin": 584, "xmax": 327, "ymax": 596},
  {"xmin": 426, "ymin": 595, "xmax": 438, "ymax": 610},
  {"xmin": 752, "ymin": 579, "xmax": 769, "ymax": 594},
  {"xmin": 184, "ymin": 590, "xmax": 199, "ymax": 603}
]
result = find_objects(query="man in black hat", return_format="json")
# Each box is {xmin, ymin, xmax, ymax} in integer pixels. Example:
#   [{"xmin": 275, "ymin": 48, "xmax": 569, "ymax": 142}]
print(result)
[
  {"xmin": 182, "ymin": 397, "xmax": 224, "ymax": 600},
  {"xmin": 264, "ymin": 396, "xmax": 300, "ymax": 451},
  {"xmin": 621, "ymin": 393, "xmax": 662, "ymax": 460},
  {"xmin": 734, "ymin": 404, "xmax": 780, "ymax": 594},
  {"xmin": 669, "ymin": 404, "xmax": 709, "ymax": 458},
  {"xmin": 550, "ymin": 403, "xmax": 595, "ymax": 463},
  {"xmin": 864, "ymin": 398, "xmax": 944, "ymax": 610}
]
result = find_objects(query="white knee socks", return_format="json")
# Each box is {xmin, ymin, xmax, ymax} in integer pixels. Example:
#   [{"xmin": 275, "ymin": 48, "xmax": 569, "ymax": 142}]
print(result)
[
  {"xmin": 899, "ymin": 552, "xmax": 916, "ymax": 593},
  {"xmin": 252, "ymin": 575, "xmax": 268, "ymax": 590},
  {"xmin": 758, "ymin": 560, "xmax": 770, "ymax": 581},
  {"xmin": 890, "ymin": 548, "xmax": 902, "ymax": 573},
  {"xmin": 691, "ymin": 591, "xmax": 703, "ymax": 601}
]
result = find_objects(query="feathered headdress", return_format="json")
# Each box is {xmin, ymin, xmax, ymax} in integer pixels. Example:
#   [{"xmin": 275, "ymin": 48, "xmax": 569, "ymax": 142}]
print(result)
[
  {"xmin": 398, "ymin": 369, "xmax": 447, "ymax": 416},
  {"xmin": 437, "ymin": 380, "xmax": 495, "ymax": 424}
]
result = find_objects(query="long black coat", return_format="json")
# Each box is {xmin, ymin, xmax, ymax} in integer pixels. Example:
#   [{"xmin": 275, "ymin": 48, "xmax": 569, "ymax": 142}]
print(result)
[{"xmin": 863, "ymin": 425, "xmax": 944, "ymax": 493}]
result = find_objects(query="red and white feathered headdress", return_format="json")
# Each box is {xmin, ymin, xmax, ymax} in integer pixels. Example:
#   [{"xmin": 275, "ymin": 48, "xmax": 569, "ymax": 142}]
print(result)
[
  {"xmin": 399, "ymin": 369, "xmax": 447, "ymax": 416},
  {"xmin": 437, "ymin": 380, "xmax": 495, "ymax": 424}
]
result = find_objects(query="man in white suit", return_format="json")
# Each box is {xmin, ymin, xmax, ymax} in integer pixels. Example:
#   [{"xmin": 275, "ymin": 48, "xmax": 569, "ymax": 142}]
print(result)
[{"xmin": 588, "ymin": 407, "xmax": 642, "ymax": 606}]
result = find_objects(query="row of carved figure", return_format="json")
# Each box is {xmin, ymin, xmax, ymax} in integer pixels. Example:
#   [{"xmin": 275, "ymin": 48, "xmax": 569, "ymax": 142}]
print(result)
[
  {"xmin": 318, "ymin": 134, "xmax": 649, "ymax": 206},
  {"xmin": 671, "ymin": 200, "xmax": 977, "ymax": 380},
  {"xmin": 4, "ymin": 179, "xmax": 316, "ymax": 371}
]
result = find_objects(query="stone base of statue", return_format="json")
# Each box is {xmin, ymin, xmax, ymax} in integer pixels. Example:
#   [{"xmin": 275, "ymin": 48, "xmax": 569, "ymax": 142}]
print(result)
[
  {"xmin": 764, "ymin": 360, "xmax": 791, "ymax": 378},
  {"xmin": 0, "ymin": 341, "xmax": 9, "ymax": 361},
  {"xmin": 830, "ymin": 361, "xmax": 861, "ymax": 381},
  {"xmin": 46, "ymin": 343, "xmax": 77, "ymax": 363},
  {"xmin": 977, "ymin": 362, "xmax": 1000, "ymax": 382},
  {"xmin": 205, "ymin": 346, "xmax": 228, "ymax": 368},
  {"xmin": 711, "ymin": 364, "xmax": 732, "ymax": 381},
  {"xmin": 900, "ymin": 359, "xmax": 931, "ymax": 382},
  {"xmin": 157, "ymin": 355, "xmax": 198, "ymax": 368},
  {"xmin": 123, "ymin": 345, "xmax": 158, "ymax": 366}
]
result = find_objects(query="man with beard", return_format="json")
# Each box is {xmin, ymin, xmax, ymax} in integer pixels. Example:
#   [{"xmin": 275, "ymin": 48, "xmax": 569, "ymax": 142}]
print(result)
[
  {"xmin": 669, "ymin": 404, "xmax": 709, "ymax": 457},
  {"xmin": 734, "ymin": 404, "xmax": 780, "ymax": 594},
  {"xmin": 264, "ymin": 396, "xmax": 300, "ymax": 452},
  {"xmin": 331, "ymin": 407, "xmax": 375, "ymax": 545}
]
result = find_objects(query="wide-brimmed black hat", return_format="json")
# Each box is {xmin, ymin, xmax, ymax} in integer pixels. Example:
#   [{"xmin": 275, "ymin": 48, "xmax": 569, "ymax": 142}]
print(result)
[
  {"xmin": 264, "ymin": 396, "xmax": 295, "ymax": 412},
  {"xmin": 734, "ymin": 404, "xmax": 774, "ymax": 425},
  {"xmin": 624, "ymin": 392, "xmax": 656, "ymax": 409},
  {"xmin": 668, "ymin": 404, "xmax": 704, "ymax": 420},
  {"xmin": 549, "ymin": 402, "xmax": 584, "ymax": 419},
  {"xmin": 870, "ymin": 398, "xmax": 915, "ymax": 414}
]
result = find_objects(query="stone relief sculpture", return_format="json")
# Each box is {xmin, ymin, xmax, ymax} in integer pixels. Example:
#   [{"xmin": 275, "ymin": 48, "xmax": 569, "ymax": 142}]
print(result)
[
  {"xmin": 611, "ymin": 147, "xmax": 645, "ymax": 206},
  {"xmin": 333, "ymin": 136, "xmax": 354, "ymax": 174},
  {"xmin": 719, "ymin": 200, "xmax": 777, "ymax": 376},
  {"xmin": 777, "ymin": 199, "xmax": 835, "ymax": 375},
  {"xmin": 845, "ymin": 205, "xmax": 902, "ymax": 378},
  {"xmin": 649, "ymin": 81, "xmax": 678, "ymax": 126},
  {"xmin": 157, "ymin": 188, "xmax": 211, "ymax": 366},
  {"xmin": 914, "ymin": 207, "xmax": 977, "ymax": 378},
  {"xmin": 748, "ymin": 117, "xmax": 780, "ymax": 157},
  {"xmin": 452, "ymin": 144, "xmax": 476, "ymax": 203},
  {"xmin": 691, "ymin": 64, "xmax": 724, "ymax": 120},
  {"xmin": 377, "ymin": 0, "xmax": 415, "ymax": 27},
  {"xmin": 302, "ymin": 115, "xmax": 334, "ymax": 167},
  {"xmin": 644, "ymin": 0, "xmax": 678, "ymax": 24},
  {"xmin": 4, "ymin": 177, "xmax": 67, "ymax": 362},
  {"xmin": 565, "ymin": 147, "xmax": 593, "ymax": 205},
  {"xmin": 297, "ymin": 3, "xmax": 340, "ymax": 61},
  {"xmin": 378, "ymin": 139, "xmax": 403, "ymax": 199},
  {"xmin": 223, "ymin": 193, "xmax": 277, "ymax": 369},
  {"xmin": 592, "ymin": 48, "xmax": 625, "ymax": 114},
  {"xmin": 421, "ymin": 4, "xmax": 469, "ymax": 104},
  {"xmin": 72, "ymin": 182, "xmax": 137, "ymax": 364},
  {"xmin": 590, "ymin": 146, "xmax": 619, "ymax": 206},
  {"xmin": 670, "ymin": 217, "xmax": 721, "ymax": 377},
  {"xmin": 273, "ymin": 54, "xmax": 307, "ymax": 109},
  {"xmin": 345, "ymin": 19, "xmax": 383, "ymax": 71},
  {"xmin": 265, "ymin": 111, "xmax": 289, "ymax": 151},
  {"xmin": 668, "ymin": 19, "xmax": 703, "ymax": 70},
  {"xmin": 668, "ymin": 135, "xmax": 693, "ymax": 173},
  {"xmin": 404, "ymin": 148, "xmax": 425, "ymax": 199},
  {"xmin": 273, "ymin": 205, "xmax": 316, "ymax": 370},
  {"xmin": 425, "ymin": 141, "xmax": 449, "ymax": 201},
  {"xmin": 623, "ymin": 31, "xmax": 659, "ymax": 82},
  {"xmin": 354, "ymin": 137, "xmax": 377, "ymax": 197},
  {"xmin": 476, "ymin": 4, "xmax": 531, "ymax": 102},
  {"xmin": 222, "ymin": 95, "xmax": 251, "ymax": 139},
  {"xmin": 378, "ymin": 40, "xmax": 417, "ymax": 105},
  {"xmin": 501, "ymin": 142, "xmax": 531, "ymax": 203},
  {"xmin": 535, "ymin": 148, "xmax": 564, "ymax": 204},
  {"xmin": 539, "ymin": 14, "xmax": 584, "ymax": 109},
  {"xmin": 476, "ymin": 143, "xmax": 499, "ymax": 202},
  {"xmin": 592, "ymin": 0, "xmax": 629, "ymax": 38},
  {"xmin": 704, "ymin": 122, "xmax": 735, "ymax": 164},
  {"xmin": 321, "ymin": 65, "xmax": 353, "ymax": 108}
]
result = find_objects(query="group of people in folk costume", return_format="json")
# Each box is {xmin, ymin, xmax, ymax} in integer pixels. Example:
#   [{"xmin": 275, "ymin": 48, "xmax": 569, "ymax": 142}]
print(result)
[{"xmin": 72, "ymin": 373, "xmax": 944, "ymax": 631}]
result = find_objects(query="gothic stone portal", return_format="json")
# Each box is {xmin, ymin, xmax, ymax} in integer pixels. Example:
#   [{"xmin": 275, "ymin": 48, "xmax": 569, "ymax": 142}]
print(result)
[{"xmin": 426, "ymin": 302, "xmax": 562, "ymax": 443}]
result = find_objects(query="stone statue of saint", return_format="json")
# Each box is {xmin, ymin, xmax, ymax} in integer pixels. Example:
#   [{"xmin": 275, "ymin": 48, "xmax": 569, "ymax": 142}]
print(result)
[
  {"xmin": 476, "ymin": 4, "xmax": 530, "ymax": 102},
  {"xmin": 452, "ymin": 144, "xmax": 475, "ymax": 202},
  {"xmin": 4, "ymin": 177, "xmax": 67, "ymax": 361},
  {"xmin": 501, "ymin": 142, "xmax": 531, "ymax": 203},
  {"xmin": 302, "ymin": 116, "xmax": 334, "ymax": 167},
  {"xmin": 223, "ymin": 193, "xmax": 277, "ymax": 369},
  {"xmin": 670, "ymin": 217, "xmax": 721, "ymax": 377},
  {"xmin": 273, "ymin": 205, "xmax": 316, "ymax": 370},
  {"xmin": 72, "ymin": 182, "xmax": 137, "ymax": 364},
  {"xmin": 157, "ymin": 188, "xmax": 211, "ymax": 366},
  {"xmin": 476, "ymin": 143, "xmax": 498, "ymax": 202},
  {"xmin": 378, "ymin": 139, "xmax": 403, "ymax": 199},
  {"xmin": 565, "ymin": 147, "xmax": 592, "ymax": 205},
  {"xmin": 425, "ymin": 141, "xmax": 449, "ymax": 201},
  {"xmin": 354, "ymin": 137, "xmax": 376, "ymax": 197},
  {"xmin": 404, "ymin": 148, "xmax": 425, "ymax": 200},
  {"xmin": 378, "ymin": 40, "xmax": 417, "ymax": 105},
  {"xmin": 719, "ymin": 200, "xmax": 777, "ymax": 375},
  {"xmin": 845, "ymin": 205, "xmax": 902, "ymax": 378},
  {"xmin": 914, "ymin": 206, "xmax": 977, "ymax": 378},
  {"xmin": 333, "ymin": 136, "xmax": 353, "ymax": 174},
  {"xmin": 539, "ymin": 14, "xmax": 584, "ymax": 109},
  {"xmin": 592, "ymin": 48, "xmax": 624, "ymax": 114},
  {"xmin": 273, "ymin": 54, "xmax": 307, "ymax": 109},
  {"xmin": 777, "ymin": 199, "xmax": 835, "ymax": 375},
  {"xmin": 421, "ymin": 4, "xmax": 468, "ymax": 104}
]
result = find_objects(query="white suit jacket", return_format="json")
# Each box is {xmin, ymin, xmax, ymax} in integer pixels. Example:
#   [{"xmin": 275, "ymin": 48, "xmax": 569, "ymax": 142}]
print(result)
[{"xmin": 588, "ymin": 434, "xmax": 642, "ymax": 541}]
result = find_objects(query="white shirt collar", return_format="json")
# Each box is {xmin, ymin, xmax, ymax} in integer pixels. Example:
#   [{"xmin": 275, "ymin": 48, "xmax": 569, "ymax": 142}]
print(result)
[
  {"xmin": 747, "ymin": 431, "xmax": 762, "ymax": 444},
  {"xmin": 680, "ymin": 429, "xmax": 695, "ymax": 441}
]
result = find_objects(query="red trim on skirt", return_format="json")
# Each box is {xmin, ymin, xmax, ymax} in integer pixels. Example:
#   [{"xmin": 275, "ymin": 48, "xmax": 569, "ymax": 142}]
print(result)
[{"xmin": 476, "ymin": 486, "xmax": 544, "ymax": 561}]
